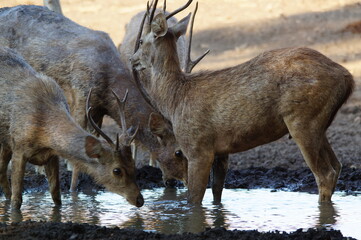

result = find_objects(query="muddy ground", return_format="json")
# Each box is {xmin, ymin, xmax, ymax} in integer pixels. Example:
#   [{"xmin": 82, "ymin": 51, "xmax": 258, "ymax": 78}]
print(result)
[{"xmin": 1, "ymin": 0, "xmax": 361, "ymax": 239}]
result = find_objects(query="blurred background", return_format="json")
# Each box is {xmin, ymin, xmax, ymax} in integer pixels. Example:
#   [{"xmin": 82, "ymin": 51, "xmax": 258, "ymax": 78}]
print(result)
[{"xmin": 1, "ymin": 0, "xmax": 360, "ymax": 75}]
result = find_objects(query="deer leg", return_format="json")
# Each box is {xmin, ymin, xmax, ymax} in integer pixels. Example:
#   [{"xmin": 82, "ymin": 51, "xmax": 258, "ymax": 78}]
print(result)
[
  {"xmin": 150, "ymin": 151, "xmax": 159, "ymax": 167},
  {"xmin": 0, "ymin": 145, "xmax": 12, "ymax": 199},
  {"xmin": 186, "ymin": 151, "xmax": 214, "ymax": 205},
  {"xmin": 211, "ymin": 154, "xmax": 228, "ymax": 204},
  {"xmin": 70, "ymin": 166, "xmax": 79, "ymax": 192},
  {"xmin": 44, "ymin": 155, "xmax": 61, "ymax": 206},
  {"xmin": 319, "ymin": 136, "xmax": 341, "ymax": 195},
  {"xmin": 10, "ymin": 151, "xmax": 26, "ymax": 209},
  {"xmin": 285, "ymin": 121, "xmax": 336, "ymax": 202}
]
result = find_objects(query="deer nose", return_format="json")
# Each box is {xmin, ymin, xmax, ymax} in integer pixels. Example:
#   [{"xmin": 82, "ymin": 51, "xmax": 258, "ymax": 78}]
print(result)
[
  {"xmin": 136, "ymin": 193, "xmax": 144, "ymax": 207},
  {"xmin": 165, "ymin": 179, "xmax": 178, "ymax": 188}
]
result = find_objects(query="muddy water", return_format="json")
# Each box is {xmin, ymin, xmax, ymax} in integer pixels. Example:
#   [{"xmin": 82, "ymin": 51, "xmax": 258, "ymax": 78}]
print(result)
[{"xmin": 0, "ymin": 189, "xmax": 360, "ymax": 239}]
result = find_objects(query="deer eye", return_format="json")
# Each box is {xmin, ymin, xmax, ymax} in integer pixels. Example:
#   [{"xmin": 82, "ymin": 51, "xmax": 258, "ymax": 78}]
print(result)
[
  {"xmin": 113, "ymin": 168, "xmax": 122, "ymax": 176},
  {"xmin": 175, "ymin": 150, "xmax": 183, "ymax": 158}
]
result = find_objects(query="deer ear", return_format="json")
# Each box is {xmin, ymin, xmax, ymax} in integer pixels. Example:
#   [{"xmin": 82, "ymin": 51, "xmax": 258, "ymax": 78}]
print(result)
[
  {"xmin": 151, "ymin": 13, "xmax": 168, "ymax": 38},
  {"xmin": 149, "ymin": 112, "xmax": 169, "ymax": 139},
  {"xmin": 171, "ymin": 13, "xmax": 191, "ymax": 39},
  {"xmin": 85, "ymin": 136, "xmax": 103, "ymax": 159}
]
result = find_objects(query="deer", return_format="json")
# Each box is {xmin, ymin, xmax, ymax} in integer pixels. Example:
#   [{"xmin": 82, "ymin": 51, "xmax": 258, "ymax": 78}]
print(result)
[
  {"xmin": 120, "ymin": 1, "xmax": 227, "ymax": 202},
  {"xmin": 0, "ymin": 4, "xmax": 153, "ymax": 192},
  {"xmin": 0, "ymin": 46, "xmax": 144, "ymax": 209},
  {"xmin": 130, "ymin": 0, "xmax": 355, "ymax": 205}
]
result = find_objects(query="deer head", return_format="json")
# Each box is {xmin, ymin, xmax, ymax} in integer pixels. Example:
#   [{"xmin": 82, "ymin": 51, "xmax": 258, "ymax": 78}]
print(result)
[
  {"xmin": 130, "ymin": 1, "xmax": 208, "ymax": 111},
  {"xmin": 131, "ymin": 11, "xmax": 191, "ymax": 72},
  {"xmin": 85, "ymin": 88, "xmax": 143, "ymax": 207},
  {"xmin": 148, "ymin": 112, "xmax": 188, "ymax": 187}
]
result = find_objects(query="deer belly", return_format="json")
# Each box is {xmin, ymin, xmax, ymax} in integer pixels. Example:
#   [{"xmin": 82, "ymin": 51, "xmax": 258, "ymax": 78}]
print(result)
[{"xmin": 214, "ymin": 122, "xmax": 288, "ymax": 154}]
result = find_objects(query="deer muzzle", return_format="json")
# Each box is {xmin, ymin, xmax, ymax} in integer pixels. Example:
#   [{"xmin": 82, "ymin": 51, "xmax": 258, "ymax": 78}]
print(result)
[{"xmin": 135, "ymin": 193, "xmax": 144, "ymax": 207}]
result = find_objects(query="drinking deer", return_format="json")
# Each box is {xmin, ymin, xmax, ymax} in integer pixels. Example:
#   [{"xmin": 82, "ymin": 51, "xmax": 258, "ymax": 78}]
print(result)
[
  {"xmin": 0, "ymin": 46, "xmax": 143, "ymax": 209},
  {"xmin": 0, "ymin": 4, "xmax": 156, "ymax": 191},
  {"xmin": 130, "ymin": 0, "xmax": 355, "ymax": 204}
]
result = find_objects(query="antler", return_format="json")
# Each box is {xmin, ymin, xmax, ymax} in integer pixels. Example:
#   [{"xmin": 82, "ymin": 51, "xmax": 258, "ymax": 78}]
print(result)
[
  {"xmin": 86, "ymin": 88, "xmax": 115, "ymax": 148},
  {"xmin": 148, "ymin": 0, "xmax": 159, "ymax": 24},
  {"xmin": 133, "ymin": 3, "xmax": 161, "ymax": 114},
  {"xmin": 163, "ymin": 0, "xmax": 166, "ymax": 12},
  {"xmin": 111, "ymin": 90, "xmax": 139, "ymax": 146},
  {"xmin": 185, "ymin": 2, "xmax": 210, "ymax": 73},
  {"xmin": 165, "ymin": 0, "xmax": 193, "ymax": 20}
]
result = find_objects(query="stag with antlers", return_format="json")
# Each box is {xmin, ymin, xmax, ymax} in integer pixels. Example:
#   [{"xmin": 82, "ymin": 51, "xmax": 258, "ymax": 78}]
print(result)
[{"xmin": 131, "ymin": 0, "xmax": 354, "ymax": 204}]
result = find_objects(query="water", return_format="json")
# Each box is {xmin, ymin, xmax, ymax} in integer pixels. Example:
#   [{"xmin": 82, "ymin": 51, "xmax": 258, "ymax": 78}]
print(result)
[{"xmin": 1, "ymin": 188, "xmax": 360, "ymax": 239}]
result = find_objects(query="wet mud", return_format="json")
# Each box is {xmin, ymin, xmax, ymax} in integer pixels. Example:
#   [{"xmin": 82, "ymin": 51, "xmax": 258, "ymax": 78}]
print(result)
[{"xmin": 0, "ymin": 221, "xmax": 353, "ymax": 240}]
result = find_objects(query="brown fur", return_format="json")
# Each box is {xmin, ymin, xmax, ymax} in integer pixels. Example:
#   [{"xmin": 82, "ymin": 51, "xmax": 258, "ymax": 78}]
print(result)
[
  {"xmin": 0, "ymin": 47, "xmax": 143, "ymax": 209},
  {"xmin": 131, "ymin": 11, "xmax": 355, "ymax": 204}
]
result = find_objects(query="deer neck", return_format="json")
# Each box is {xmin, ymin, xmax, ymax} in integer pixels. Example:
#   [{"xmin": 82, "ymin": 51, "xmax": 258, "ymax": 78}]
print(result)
[
  {"xmin": 42, "ymin": 111, "xmax": 95, "ymax": 164},
  {"xmin": 149, "ymin": 47, "xmax": 186, "ymax": 119}
]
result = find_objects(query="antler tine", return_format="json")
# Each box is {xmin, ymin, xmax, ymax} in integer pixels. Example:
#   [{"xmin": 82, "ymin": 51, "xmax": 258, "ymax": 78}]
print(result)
[
  {"xmin": 132, "ymin": 2, "xmax": 161, "ymax": 114},
  {"xmin": 128, "ymin": 125, "xmax": 140, "ymax": 144},
  {"xmin": 111, "ymin": 89, "xmax": 129, "ymax": 136},
  {"xmin": 163, "ymin": 0, "xmax": 166, "ymax": 12},
  {"xmin": 86, "ymin": 89, "xmax": 115, "ymax": 147},
  {"xmin": 134, "ymin": 10, "xmax": 148, "ymax": 53},
  {"xmin": 132, "ymin": 69, "xmax": 160, "ymax": 113},
  {"xmin": 112, "ymin": 90, "xmax": 140, "ymax": 146},
  {"xmin": 149, "ymin": 0, "xmax": 159, "ymax": 24},
  {"xmin": 116, "ymin": 133, "xmax": 119, "ymax": 151},
  {"xmin": 165, "ymin": 0, "xmax": 193, "ymax": 20},
  {"xmin": 185, "ymin": 2, "xmax": 210, "ymax": 73}
]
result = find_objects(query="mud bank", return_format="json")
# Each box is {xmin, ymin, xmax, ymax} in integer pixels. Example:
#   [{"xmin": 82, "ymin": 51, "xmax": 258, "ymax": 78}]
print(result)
[{"xmin": 0, "ymin": 221, "xmax": 355, "ymax": 240}]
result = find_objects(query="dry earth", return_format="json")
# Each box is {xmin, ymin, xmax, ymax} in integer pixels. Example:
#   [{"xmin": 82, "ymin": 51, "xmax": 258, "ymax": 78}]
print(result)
[{"xmin": 0, "ymin": 0, "xmax": 361, "ymax": 239}]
